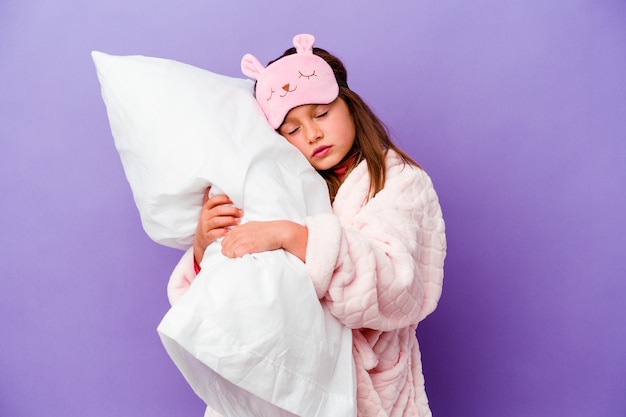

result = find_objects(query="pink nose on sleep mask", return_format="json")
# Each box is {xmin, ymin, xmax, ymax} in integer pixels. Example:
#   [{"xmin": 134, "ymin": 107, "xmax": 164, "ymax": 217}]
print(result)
[{"xmin": 241, "ymin": 34, "xmax": 339, "ymax": 129}]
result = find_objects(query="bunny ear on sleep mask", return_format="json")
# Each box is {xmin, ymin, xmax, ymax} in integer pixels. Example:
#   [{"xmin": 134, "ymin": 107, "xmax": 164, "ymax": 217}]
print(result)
[
  {"xmin": 240, "ymin": 34, "xmax": 339, "ymax": 129},
  {"xmin": 241, "ymin": 53, "xmax": 265, "ymax": 80}
]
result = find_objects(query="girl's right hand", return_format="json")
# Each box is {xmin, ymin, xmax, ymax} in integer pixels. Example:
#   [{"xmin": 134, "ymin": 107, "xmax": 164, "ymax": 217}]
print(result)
[{"xmin": 193, "ymin": 187, "xmax": 244, "ymax": 266}]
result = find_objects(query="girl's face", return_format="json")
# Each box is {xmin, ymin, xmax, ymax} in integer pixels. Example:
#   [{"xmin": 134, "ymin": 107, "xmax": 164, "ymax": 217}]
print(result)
[{"xmin": 278, "ymin": 98, "xmax": 356, "ymax": 171}]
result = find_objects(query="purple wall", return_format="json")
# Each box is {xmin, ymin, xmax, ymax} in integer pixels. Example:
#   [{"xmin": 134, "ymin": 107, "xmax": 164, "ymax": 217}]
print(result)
[{"xmin": 1, "ymin": 1, "xmax": 624, "ymax": 416}]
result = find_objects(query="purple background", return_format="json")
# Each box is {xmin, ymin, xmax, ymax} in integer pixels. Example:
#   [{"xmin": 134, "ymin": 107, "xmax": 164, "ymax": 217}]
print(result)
[{"xmin": 1, "ymin": 1, "xmax": 624, "ymax": 416}]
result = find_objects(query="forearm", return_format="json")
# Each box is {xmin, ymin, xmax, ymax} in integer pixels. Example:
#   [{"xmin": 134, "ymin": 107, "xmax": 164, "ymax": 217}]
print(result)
[
  {"xmin": 277, "ymin": 220, "xmax": 308, "ymax": 263},
  {"xmin": 220, "ymin": 219, "xmax": 308, "ymax": 261}
]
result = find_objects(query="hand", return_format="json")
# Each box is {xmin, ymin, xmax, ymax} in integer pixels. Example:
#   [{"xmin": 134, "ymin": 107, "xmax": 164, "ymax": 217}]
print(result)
[
  {"xmin": 193, "ymin": 187, "xmax": 243, "ymax": 265},
  {"xmin": 221, "ymin": 220, "xmax": 308, "ymax": 262}
]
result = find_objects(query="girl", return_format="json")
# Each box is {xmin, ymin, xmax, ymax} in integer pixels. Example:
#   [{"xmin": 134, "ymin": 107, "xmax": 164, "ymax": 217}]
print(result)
[{"xmin": 170, "ymin": 34, "xmax": 446, "ymax": 417}]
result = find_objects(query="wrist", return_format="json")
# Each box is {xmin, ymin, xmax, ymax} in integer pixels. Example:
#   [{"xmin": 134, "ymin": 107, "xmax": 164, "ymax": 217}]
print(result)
[
  {"xmin": 193, "ymin": 242, "xmax": 204, "ymax": 267},
  {"xmin": 279, "ymin": 221, "xmax": 308, "ymax": 262}
]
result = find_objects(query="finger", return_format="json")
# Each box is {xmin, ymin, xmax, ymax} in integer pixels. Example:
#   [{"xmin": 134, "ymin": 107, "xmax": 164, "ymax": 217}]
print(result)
[
  {"xmin": 207, "ymin": 227, "xmax": 230, "ymax": 242},
  {"xmin": 210, "ymin": 205, "xmax": 243, "ymax": 219},
  {"xmin": 222, "ymin": 242, "xmax": 249, "ymax": 259},
  {"xmin": 220, "ymin": 236, "xmax": 236, "ymax": 258},
  {"xmin": 221, "ymin": 246, "xmax": 234, "ymax": 258},
  {"xmin": 207, "ymin": 216, "xmax": 241, "ymax": 231},
  {"xmin": 205, "ymin": 194, "xmax": 235, "ymax": 209}
]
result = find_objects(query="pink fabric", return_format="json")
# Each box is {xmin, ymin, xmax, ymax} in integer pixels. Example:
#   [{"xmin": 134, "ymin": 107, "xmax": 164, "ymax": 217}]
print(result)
[
  {"xmin": 167, "ymin": 150, "xmax": 446, "ymax": 417},
  {"xmin": 304, "ymin": 150, "xmax": 446, "ymax": 417},
  {"xmin": 241, "ymin": 34, "xmax": 339, "ymax": 129}
]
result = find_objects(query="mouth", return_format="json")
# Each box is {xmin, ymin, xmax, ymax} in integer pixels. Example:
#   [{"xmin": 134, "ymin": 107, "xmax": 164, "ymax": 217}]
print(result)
[{"xmin": 312, "ymin": 145, "xmax": 331, "ymax": 158}]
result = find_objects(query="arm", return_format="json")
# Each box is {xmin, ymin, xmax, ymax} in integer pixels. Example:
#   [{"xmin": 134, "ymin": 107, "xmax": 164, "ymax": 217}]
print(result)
[
  {"xmin": 306, "ymin": 165, "xmax": 446, "ymax": 331},
  {"xmin": 220, "ymin": 220, "xmax": 308, "ymax": 262},
  {"xmin": 167, "ymin": 187, "xmax": 243, "ymax": 306}
]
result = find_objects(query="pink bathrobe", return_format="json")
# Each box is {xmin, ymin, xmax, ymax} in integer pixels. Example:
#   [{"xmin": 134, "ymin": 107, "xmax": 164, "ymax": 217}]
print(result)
[{"xmin": 168, "ymin": 150, "xmax": 446, "ymax": 417}]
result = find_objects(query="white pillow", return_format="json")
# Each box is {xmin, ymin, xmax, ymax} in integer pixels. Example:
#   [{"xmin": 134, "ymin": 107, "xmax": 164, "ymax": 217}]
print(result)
[
  {"xmin": 91, "ymin": 51, "xmax": 330, "ymax": 250},
  {"xmin": 92, "ymin": 52, "xmax": 356, "ymax": 417}
]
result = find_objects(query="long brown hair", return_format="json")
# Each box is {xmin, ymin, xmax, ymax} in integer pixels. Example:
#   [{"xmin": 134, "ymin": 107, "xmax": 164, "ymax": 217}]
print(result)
[{"xmin": 269, "ymin": 47, "xmax": 420, "ymax": 202}]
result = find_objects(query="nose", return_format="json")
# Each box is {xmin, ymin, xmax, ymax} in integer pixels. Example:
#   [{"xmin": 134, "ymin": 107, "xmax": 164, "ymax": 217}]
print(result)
[{"xmin": 303, "ymin": 123, "xmax": 322, "ymax": 144}]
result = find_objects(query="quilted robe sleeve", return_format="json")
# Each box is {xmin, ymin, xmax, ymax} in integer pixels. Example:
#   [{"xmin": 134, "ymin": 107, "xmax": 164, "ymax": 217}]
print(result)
[{"xmin": 304, "ymin": 157, "xmax": 446, "ymax": 331}]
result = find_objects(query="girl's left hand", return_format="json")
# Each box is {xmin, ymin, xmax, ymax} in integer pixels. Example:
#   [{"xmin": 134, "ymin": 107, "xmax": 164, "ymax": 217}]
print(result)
[{"xmin": 221, "ymin": 220, "xmax": 307, "ymax": 262}]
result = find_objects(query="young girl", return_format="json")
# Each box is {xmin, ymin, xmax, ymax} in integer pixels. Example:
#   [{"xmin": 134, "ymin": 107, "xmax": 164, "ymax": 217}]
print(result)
[{"xmin": 171, "ymin": 34, "xmax": 446, "ymax": 417}]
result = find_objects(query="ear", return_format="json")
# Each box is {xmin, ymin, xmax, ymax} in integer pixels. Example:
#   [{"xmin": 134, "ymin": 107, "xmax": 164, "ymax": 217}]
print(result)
[
  {"xmin": 241, "ymin": 53, "xmax": 265, "ymax": 80},
  {"xmin": 293, "ymin": 34, "xmax": 315, "ymax": 54}
]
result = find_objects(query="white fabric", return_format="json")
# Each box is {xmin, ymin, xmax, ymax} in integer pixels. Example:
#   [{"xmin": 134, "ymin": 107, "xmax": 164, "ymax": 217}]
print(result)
[
  {"xmin": 91, "ymin": 51, "xmax": 330, "ymax": 250},
  {"xmin": 92, "ymin": 52, "xmax": 356, "ymax": 417},
  {"xmin": 160, "ymin": 245, "xmax": 355, "ymax": 417}
]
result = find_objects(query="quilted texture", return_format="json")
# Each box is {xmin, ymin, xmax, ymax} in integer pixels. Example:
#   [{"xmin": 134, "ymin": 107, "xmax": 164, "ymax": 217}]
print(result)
[{"xmin": 304, "ymin": 150, "xmax": 446, "ymax": 417}]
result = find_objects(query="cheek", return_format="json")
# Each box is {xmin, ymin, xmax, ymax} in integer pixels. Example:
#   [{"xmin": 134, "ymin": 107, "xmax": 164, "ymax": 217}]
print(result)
[
  {"xmin": 329, "ymin": 110, "xmax": 355, "ymax": 142},
  {"xmin": 338, "ymin": 121, "xmax": 356, "ymax": 145}
]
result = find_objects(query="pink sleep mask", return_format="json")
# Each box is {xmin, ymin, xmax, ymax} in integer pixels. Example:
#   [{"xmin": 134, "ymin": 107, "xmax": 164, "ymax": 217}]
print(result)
[{"xmin": 241, "ymin": 34, "xmax": 339, "ymax": 129}]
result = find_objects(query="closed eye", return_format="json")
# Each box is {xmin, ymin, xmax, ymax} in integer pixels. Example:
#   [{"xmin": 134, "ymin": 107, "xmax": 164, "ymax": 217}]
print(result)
[
  {"xmin": 298, "ymin": 70, "xmax": 317, "ymax": 79},
  {"xmin": 315, "ymin": 111, "xmax": 328, "ymax": 119},
  {"xmin": 266, "ymin": 89, "xmax": 275, "ymax": 101},
  {"xmin": 279, "ymin": 123, "xmax": 299, "ymax": 136}
]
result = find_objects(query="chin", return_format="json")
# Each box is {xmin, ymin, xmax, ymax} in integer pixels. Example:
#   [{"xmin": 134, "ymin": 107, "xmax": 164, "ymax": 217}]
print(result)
[
  {"xmin": 314, "ymin": 163, "xmax": 335, "ymax": 172},
  {"xmin": 316, "ymin": 158, "xmax": 341, "ymax": 171}
]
